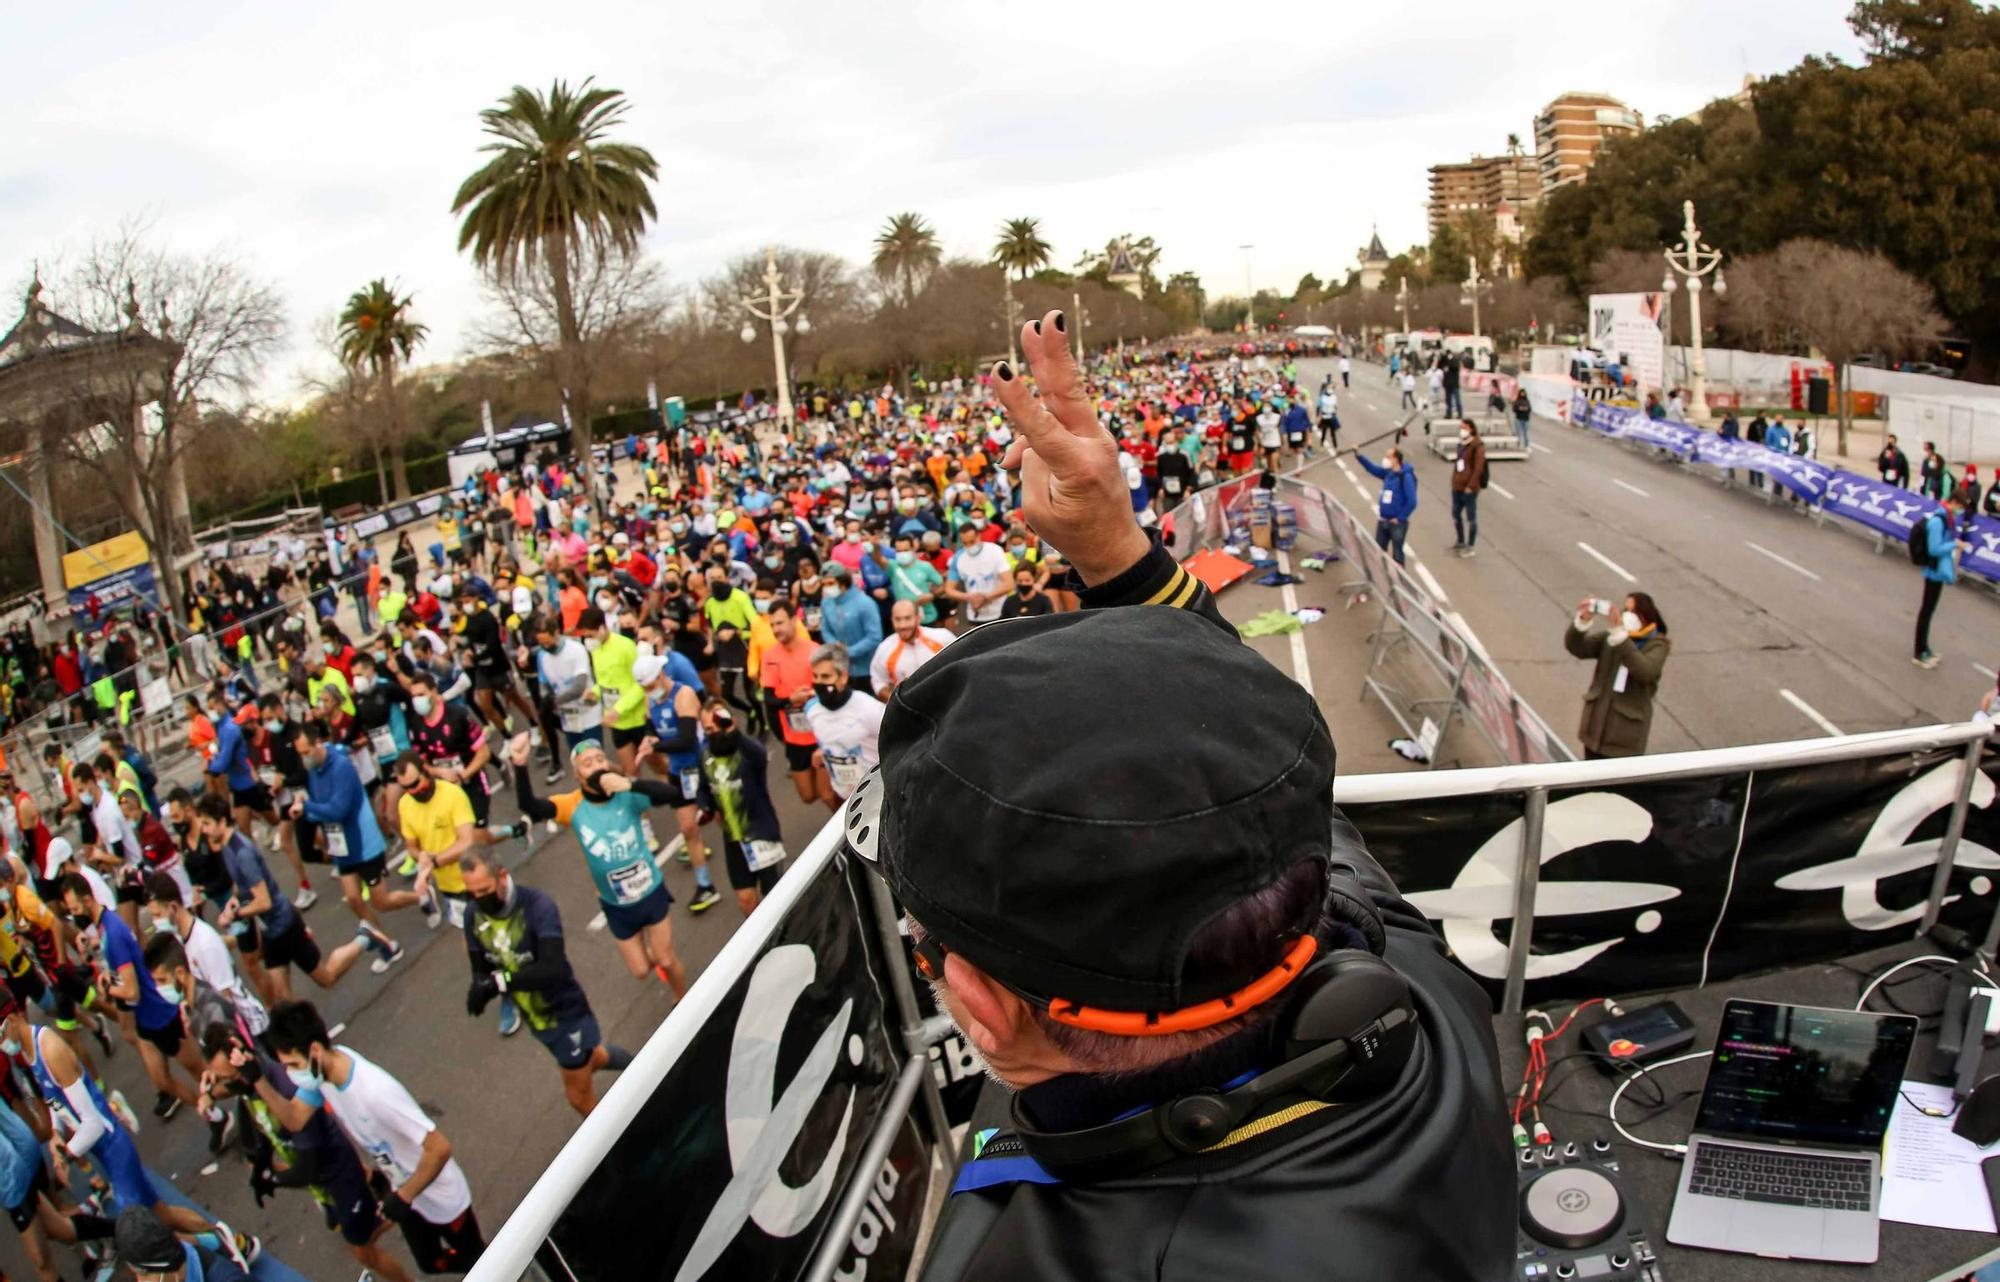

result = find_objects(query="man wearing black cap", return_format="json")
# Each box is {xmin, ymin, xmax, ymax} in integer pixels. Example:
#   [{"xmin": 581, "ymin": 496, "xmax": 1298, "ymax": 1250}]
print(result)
[
  {"xmin": 112, "ymin": 1205, "xmax": 250, "ymax": 1281},
  {"xmin": 851, "ymin": 312, "xmax": 1513, "ymax": 1280}
]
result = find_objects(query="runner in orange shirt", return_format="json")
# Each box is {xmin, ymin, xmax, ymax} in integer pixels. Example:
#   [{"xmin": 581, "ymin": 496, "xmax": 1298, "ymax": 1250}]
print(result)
[{"xmin": 756, "ymin": 601, "xmax": 832, "ymax": 807}]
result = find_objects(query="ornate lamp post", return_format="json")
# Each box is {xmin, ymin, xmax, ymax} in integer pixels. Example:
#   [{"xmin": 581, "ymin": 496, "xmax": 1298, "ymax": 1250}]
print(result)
[
  {"xmin": 1661, "ymin": 199, "xmax": 1726, "ymax": 419},
  {"xmin": 738, "ymin": 247, "xmax": 809, "ymax": 425}
]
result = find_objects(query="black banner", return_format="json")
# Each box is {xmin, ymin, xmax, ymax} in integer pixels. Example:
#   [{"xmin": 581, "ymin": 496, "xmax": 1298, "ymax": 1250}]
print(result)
[
  {"xmin": 541, "ymin": 851, "xmax": 931, "ymax": 1282},
  {"xmin": 1348, "ymin": 746, "xmax": 2000, "ymax": 1004}
]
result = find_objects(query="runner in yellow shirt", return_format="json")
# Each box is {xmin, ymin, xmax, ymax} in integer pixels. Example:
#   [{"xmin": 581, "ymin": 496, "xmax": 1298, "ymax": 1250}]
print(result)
[{"xmin": 578, "ymin": 607, "xmax": 647, "ymax": 774}]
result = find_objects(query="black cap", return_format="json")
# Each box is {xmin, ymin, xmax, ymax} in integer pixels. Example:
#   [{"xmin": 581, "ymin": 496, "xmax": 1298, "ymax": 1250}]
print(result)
[
  {"xmin": 114, "ymin": 1205, "xmax": 183, "ymax": 1271},
  {"xmin": 845, "ymin": 608, "xmax": 1335, "ymax": 1013}
]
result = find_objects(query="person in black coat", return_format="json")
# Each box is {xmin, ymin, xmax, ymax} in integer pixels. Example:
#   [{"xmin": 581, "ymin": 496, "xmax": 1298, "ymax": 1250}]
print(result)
[{"xmin": 1877, "ymin": 434, "xmax": 1912, "ymax": 489}]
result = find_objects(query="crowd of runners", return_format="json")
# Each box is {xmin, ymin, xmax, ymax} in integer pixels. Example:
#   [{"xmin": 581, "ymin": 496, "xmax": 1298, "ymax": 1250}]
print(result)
[{"xmin": 0, "ymin": 333, "xmax": 1342, "ymax": 1280}]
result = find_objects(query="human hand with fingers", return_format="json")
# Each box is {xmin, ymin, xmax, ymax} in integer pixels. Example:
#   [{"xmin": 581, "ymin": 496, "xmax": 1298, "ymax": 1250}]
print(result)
[{"xmin": 992, "ymin": 309, "xmax": 1151, "ymax": 586}]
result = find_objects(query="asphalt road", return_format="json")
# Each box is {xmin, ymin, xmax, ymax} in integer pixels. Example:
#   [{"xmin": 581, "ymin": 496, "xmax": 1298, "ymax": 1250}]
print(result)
[{"xmin": 1252, "ymin": 356, "xmax": 2000, "ymax": 766}]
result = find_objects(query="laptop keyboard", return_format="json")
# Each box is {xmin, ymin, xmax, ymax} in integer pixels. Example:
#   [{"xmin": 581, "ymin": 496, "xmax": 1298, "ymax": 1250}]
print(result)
[{"xmin": 1688, "ymin": 1144, "xmax": 1873, "ymax": 1212}]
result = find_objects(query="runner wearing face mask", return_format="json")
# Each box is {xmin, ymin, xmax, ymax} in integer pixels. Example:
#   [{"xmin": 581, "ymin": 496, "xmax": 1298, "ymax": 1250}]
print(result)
[
  {"xmin": 578, "ymin": 606, "xmax": 649, "ymax": 775},
  {"xmin": 456, "ymin": 850, "xmax": 635, "ymax": 1116},
  {"xmin": 530, "ymin": 615, "xmax": 600, "ymax": 781},
  {"xmin": 702, "ymin": 567, "xmax": 759, "ymax": 732},
  {"xmin": 507, "ymin": 733, "xmax": 699, "ymax": 984},
  {"xmin": 695, "ymin": 703, "xmax": 787, "ymax": 915},
  {"xmin": 802, "ymin": 645, "xmax": 884, "ymax": 809}
]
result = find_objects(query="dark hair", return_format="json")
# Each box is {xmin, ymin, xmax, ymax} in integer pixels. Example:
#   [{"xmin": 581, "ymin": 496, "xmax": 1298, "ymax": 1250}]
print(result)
[
  {"xmin": 166, "ymin": 785, "xmax": 194, "ymax": 807},
  {"xmin": 57, "ymin": 872, "xmax": 94, "ymax": 906},
  {"xmin": 297, "ymin": 718, "xmax": 332, "ymax": 746},
  {"xmin": 767, "ymin": 599, "xmax": 796, "ymax": 620},
  {"xmin": 69, "ymin": 763, "xmax": 95, "ymax": 786},
  {"xmin": 144, "ymin": 872, "xmax": 185, "ymax": 906},
  {"xmin": 194, "ymin": 793, "xmax": 233, "ymax": 823},
  {"xmin": 199, "ymin": 1022, "xmax": 241, "ymax": 1060},
  {"xmin": 266, "ymin": 1000, "xmax": 332, "ymax": 1056},
  {"xmin": 1628, "ymin": 591, "xmax": 1668, "ymax": 634},
  {"xmin": 576, "ymin": 606, "xmax": 606, "ymax": 633},
  {"xmin": 406, "ymin": 669, "xmax": 438, "ymax": 692},
  {"xmin": 142, "ymin": 932, "xmax": 188, "ymax": 975}
]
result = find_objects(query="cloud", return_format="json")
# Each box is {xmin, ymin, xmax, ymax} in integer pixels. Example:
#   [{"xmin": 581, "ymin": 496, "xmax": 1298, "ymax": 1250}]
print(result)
[{"xmin": 0, "ymin": 0, "xmax": 1863, "ymax": 399}]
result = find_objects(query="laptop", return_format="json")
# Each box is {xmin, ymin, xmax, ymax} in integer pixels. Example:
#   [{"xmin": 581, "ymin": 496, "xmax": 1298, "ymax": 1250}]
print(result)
[{"xmin": 1667, "ymin": 999, "xmax": 1917, "ymax": 1263}]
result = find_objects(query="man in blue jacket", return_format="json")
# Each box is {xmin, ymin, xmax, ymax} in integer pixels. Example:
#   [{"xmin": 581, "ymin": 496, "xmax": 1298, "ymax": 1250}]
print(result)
[
  {"xmin": 1914, "ymin": 493, "xmax": 1964, "ymax": 670},
  {"xmin": 817, "ymin": 563, "xmax": 883, "ymax": 682},
  {"xmin": 291, "ymin": 721, "xmax": 418, "ymax": 963},
  {"xmin": 1358, "ymin": 448, "xmax": 1418, "ymax": 566}
]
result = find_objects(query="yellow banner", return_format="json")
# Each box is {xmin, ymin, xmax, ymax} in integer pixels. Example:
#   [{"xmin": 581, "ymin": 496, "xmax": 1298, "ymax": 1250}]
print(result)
[{"xmin": 62, "ymin": 531, "xmax": 151, "ymax": 589}]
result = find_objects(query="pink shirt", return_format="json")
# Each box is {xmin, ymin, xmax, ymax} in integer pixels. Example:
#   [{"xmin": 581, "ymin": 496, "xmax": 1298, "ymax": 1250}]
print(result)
[{"xmin": 829, "ymin": 540, "xmax": 866, "ymax": 574}]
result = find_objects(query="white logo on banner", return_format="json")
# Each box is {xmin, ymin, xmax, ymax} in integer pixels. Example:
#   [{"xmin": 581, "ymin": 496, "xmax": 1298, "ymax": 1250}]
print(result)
[
  {"xmin": 678, "ymin": 944, "xmax": 862, "ymax": 1282},
  {"xmin": 1406, "ymin": 793, "xmax": 1681, "ymax": 981},
  {"xmin": 1774, "ymin": 761, "xmax": 2000, "ymax": 930}
]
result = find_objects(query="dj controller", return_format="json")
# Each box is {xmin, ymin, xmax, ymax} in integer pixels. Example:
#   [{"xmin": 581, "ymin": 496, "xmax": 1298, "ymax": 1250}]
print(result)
[{"xmin": 1516, "ymin": 1138, "xmax": 1664, "ymax": 1281}]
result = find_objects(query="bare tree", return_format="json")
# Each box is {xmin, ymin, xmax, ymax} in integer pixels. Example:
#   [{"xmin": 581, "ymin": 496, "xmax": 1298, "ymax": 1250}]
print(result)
[
  {"xmin": 1760, "ymin": 239, "xmax": 1945, "ymax": 453},
  {"xmin": 48, "ymin": 228, "xmax": 285, "ymax": 624},
  {"xmin": 477, "ymin": 242, "xmax": 672, "ymax": 424}
]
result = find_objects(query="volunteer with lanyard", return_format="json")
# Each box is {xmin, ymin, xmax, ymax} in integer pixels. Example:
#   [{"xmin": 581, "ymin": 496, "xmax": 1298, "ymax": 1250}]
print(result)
[{"xmin": 506, "ymin": 734, "xmax": 694, "ymax": 993}]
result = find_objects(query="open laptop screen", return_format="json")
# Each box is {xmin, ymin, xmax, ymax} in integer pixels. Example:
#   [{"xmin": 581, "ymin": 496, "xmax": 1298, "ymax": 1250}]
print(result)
[{"xmin": 1692, "ymin": 1000, "xmax": 1917, "ymax": 1149}]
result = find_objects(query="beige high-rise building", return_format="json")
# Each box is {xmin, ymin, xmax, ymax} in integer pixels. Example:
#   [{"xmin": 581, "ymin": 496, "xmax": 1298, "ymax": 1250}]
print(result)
[
  {"xmin": 1534, "ymin": 92, "xmax": 1643, "ymax": 194},
  {"xmin": 1427, "ymin": 152, "xmax": 1540, "ymax": 239}
]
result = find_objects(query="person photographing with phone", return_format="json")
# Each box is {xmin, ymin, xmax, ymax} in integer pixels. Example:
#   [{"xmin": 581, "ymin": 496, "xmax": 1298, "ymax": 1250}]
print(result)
[{"xmin": 1564, "ymin": 593, "xmax": 1672, "ymax": 758}]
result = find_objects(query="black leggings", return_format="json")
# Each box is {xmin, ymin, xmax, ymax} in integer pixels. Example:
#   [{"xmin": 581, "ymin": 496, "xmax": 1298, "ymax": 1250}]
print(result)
[{"xmin": 1916, "ymin": 577, "xmax": 1944, "ymax": 658}]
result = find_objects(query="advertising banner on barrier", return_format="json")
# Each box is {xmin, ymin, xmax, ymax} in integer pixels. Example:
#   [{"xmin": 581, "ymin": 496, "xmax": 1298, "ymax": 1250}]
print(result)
[
  {"xmin": 1353, "ymin": 746, "xmax": 2000, "ymax": 1004},
  {"xmin": 540, "ymin": 852, "xmax": 930, "ymax": 1282},
  {"xmin": 1588, "ymin": 293, "xmax": 1667, "ymax": 391},
  {"xmin": 1566, "ymin": 393, "xmax": 2000, "ymax": 582}
]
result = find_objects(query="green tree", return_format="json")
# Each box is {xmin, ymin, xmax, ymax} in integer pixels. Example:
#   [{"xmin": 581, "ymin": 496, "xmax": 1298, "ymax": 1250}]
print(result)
[
  {"xmin": 992, "ymin": 217, "xmax": 1053, "ymax": 280},
  {"xmin": 452, "ymin": 78, "xmax": 658, "ymax": 496},
  {"xmin": 872, "ymin": 213, "xmax": 941, "ymax": 307},
  {"xmin": 337, "ymin": 279, "xmax": 428, "ymax": 500}
]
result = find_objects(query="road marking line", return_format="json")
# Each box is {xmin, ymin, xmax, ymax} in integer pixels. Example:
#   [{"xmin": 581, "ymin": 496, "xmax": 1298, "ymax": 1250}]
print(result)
[
  {"xmin": 1447, "ymin": 610, "xmax": 1493, "ymax": 664},
  {"xmin": 1413, "ymin": 558, "xmax": 1449, "ymax": 603},
  {"xmin": 1531, "ymin": 443, "xmax": 1555, "ymax": 455},
  {"xmin": 1975, "ymin": 662, "xmax": 1997, "ymax": 680},
  {"xmin": 1745, "ymin": 541, "xmax": 1823, "ymax": 582},
  {"xmin": 1489, "ymin": 481, "xmax": 1515, "ymax": 500},
  {"xmin": 1779, "ymin": 689, "xmax": 1843, "ymax": 737},
  {"xmin": 1276, "ymin": 550, "xmax": 1314, "ymax": 697},
  {"xmin": 1613, "ymin": 479, "xmax": 1650, "ymax": 498},
  {"xmin": 1575, "ymin": 541, "xmax": 1637, "ymax": 583}
]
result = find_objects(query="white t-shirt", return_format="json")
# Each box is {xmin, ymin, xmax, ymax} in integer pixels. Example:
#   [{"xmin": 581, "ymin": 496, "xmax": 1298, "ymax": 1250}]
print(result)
[
  {"xmin": 1318, "ymin": 391, "xmax": 1339, "ymax": 417},
  {"xmin": 87, "ymin": 791, "xmax": 141, "ymax": 867},
  {"xmin": 868, "ymin": 626, "xmax": 954, "ymax": 697},
  {"xmin": 317, "ymin": 1048, "xmax": 474, "ymax": 1224},
  {"xmin": 1256, "ymin": 412, "xmax": 1282, "ymax": 449},
  {"xmin": 538, "ymin": 639, "xmax": 602, "ymax": 732},
  {"xmin": 950, "ymin": 543, "xmax": 1012, "ymax": 623},
  {"xmin": 181, "ymin": 916, "xmax": 268, "ymax": 1036},
  {"xmin": 804, "ymin": 693, "xmax": 885, "ymax": 798}
]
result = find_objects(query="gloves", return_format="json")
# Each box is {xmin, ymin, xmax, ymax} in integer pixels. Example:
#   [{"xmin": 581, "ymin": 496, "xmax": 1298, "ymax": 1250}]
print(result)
[
  {"xmin": 467, "ymin": 973, "xmax": 500, "ymax": 1017},
  {"xmin": 235, "ymin": 1054, "xmax": 263, "ymax": 1087},
  {"xmin": 380, "ymin": 1191, "xmax": 415, "ymax": 1224},
  {"xmin": 249, "ymin": 1162, "xmax": 278, "ymax": 1208}
]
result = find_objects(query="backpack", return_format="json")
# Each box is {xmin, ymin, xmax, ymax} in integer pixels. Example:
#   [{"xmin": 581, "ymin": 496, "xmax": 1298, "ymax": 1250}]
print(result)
[
  {"xmin": 1907, "ymin": 512, "xmax": 1936, "ymax": 567},
  {"xmin": 1479, "ymin": 457, "xmax": 1491, "ymax": 490}
]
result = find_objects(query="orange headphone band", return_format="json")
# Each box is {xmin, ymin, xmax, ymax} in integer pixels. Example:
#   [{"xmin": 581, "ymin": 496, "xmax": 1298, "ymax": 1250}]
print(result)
[{"xmin": 1044, "ymin": 935, "xmax": 1320, "ymax": 1037}]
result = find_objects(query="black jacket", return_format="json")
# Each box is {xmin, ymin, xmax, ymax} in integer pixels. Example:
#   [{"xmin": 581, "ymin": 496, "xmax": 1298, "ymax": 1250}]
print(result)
[{"xmin": 921, "ymin": 543, "xmax": 1516, "ymax": 1282}]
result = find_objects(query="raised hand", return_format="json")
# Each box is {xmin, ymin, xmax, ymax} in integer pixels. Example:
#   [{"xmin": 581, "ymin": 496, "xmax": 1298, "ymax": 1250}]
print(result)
[{"xmin": 991, "ymin": 309, "xmax": 1151, "ymax": 586}]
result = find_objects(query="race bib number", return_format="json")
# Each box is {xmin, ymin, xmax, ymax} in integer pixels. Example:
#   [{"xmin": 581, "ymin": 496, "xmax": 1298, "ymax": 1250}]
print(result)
[
  {"xmin": 1164, "ymin": 477, "xmax": 1183, "ymax": 494},
  {"xmin": 1381, "ymin": 488, "xmax": 1394, "ymax": 507},
  {"xmin": 1612, "ymin": 665, "xmax": 1630, "ymax": 694},
  {"xmin": 1456, "ymin": 458, "xmax": 1466, "ymax": 473},
  {"xmin": 606, "ymin": 859, "xmax": 657, "ymax": 905},
  {"xmin": 558, "ymin": 700, "xmax": 596, "ymax": 733},
  {"xmin": 679, "ymin": 768, "xmax": 701, "ymax": 799},
  {"xmin": 745, "ymin": 839, "xmax": 787, "ymax": 872},
  {"xmin": 368, "ymin": 726, "xmax": 398, "ymax": 758},
  {"xmin": 826, "ymin": 753, "xmax": 866, "ymax": 797},
  {"xmin": 352, "ymin": 747, "xmax": 379, "ymax": 786},
  {"xmin": 443, "ymin": 896, "xmax": 468, "ymax": 930},
  {"xmin": 324, "ymin": 826, "xmax": 349, "ymax": 861},
  {"xmin": 599, "ymin": 685, "xmax": 621, "ymax": 713}
]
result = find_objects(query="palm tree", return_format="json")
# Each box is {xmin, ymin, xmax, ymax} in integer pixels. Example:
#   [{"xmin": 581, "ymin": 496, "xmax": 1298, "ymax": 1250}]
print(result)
[
  {"xmin": 1506, "ymin": 132, "xmax": 1523, "ymax": 156},
  {"xmin": 872, "ymin": 212, "xmax": 940, "ymax": 307},
  {"xmin": 336, "ymin": 279, "xmax": 428, "ymax": 500},
  {"xmin": 452, "ymin": 78, "xmax": 658, "ymax": 498},
  {"xmin": 992, "ymin": 217, "xmax": 1052, "ymax": 280}
]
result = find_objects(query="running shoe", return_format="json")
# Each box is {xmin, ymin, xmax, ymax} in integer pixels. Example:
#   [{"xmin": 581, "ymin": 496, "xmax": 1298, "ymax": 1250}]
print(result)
[
  {"xmin": 108, "ymin": 1089, "xmax": 138, "ymax": 1134},
  {"xmin": 498, "ymin": 1001, "xmax": 522, "ymax": 1038},
  {"xmin": 294, "ymin": 887, "xmax": 319, "ymax": 911},
  {"xmin": 674, "ymin": 846, "xmax": 693, "ymax": 866},
  {"xmin": 688, "ymin": 886, "xmax": 720, "ymax": 914},
  {"xmin": 421, "ymin": 888, "xmax": 442, "ymax": 931},
  {"xmin": 369, "ymin": 936, "xmax": 406, "ymax": 975},
  {"xmin": 543, "ymin": 765, "xmax": 563, "ymax": 786},
  {"xmin": 88, "ymin": 1012, "xmax": 115, "ymax": 1060},
  {"xmin": 396, "ymin": 854, "xmax": 419, "ymax": 878},
  {"xmin": 152, "ymin": 1091, "xmax": 180, "ymax": 1121}
]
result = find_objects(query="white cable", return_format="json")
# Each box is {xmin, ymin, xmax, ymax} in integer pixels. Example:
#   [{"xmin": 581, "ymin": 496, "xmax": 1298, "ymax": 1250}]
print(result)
[
  {"xmin": 1855, "ymin": 954, "xmax": 1962, "ymax": 1012},
  {"xmin": 1608, "ymin": 1050, "xmax": 1713, "ymax": 1155}
]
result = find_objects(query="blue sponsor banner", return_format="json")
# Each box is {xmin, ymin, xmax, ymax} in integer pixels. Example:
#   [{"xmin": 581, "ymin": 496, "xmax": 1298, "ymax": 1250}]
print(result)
[
  {"xmin": 1562, "ymin": 393, "xmax": 2000, "ymax": 584},
  {"xmin": 66, "ymin": 564, "xmax": 156, "ymax": 615}
]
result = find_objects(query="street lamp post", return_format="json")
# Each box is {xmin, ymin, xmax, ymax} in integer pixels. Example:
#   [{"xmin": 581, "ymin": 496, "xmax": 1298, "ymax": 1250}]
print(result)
[
  {"xmin": 739, "ymin": 247, "xmax": 810, "ymax": 429},
  {"xmin": 1661, "ymin": 199, "xmax": 1726, "ymax": 420},
  {"xmin": 1072, "ymin": 290, "xmax": 1089, "ymax": 364},
  {"xmin": 1461, "ymin": 255, "xmax": 1488, "ymax": 339},
  {"xmin": 1000, "ymin": 274, "xmax": 1024, "ymax": 368},
  {"xmin": 1239, "ymin": 243, "xmax": 1254, "ymax": 333},
  {"xmin": 1395, "ymin": 277, "xmax": 1413, "ymax": 336}
]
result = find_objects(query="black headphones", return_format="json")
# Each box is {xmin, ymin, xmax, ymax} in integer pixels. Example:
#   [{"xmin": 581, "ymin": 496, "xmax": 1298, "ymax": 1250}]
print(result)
[{"xmin": 1010, "ymin": 947, "xmax": 1419, "ymax": 1184}]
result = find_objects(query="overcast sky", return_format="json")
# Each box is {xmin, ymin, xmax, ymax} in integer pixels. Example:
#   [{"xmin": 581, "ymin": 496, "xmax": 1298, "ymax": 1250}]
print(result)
[{"xmin": 4, "ymin": 1, "xmax": 1863, "ymax": 399}]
